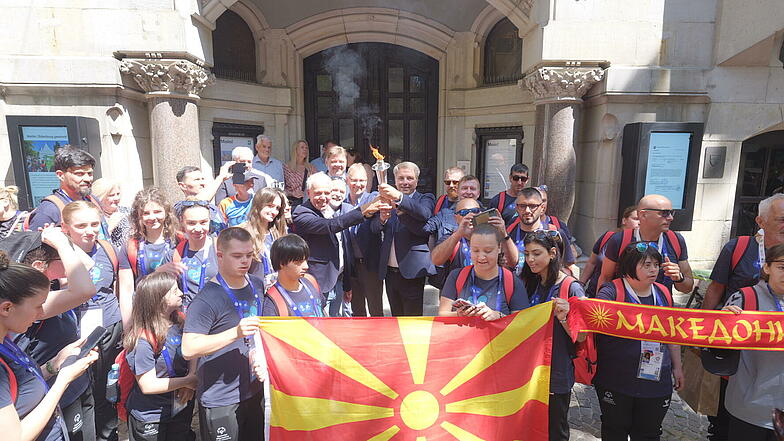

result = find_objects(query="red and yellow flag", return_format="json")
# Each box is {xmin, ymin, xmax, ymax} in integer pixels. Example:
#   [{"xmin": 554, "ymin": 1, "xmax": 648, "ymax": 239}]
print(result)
[{"xmin": 258, "ymin": 302, "xmax": 554, "ymax": 441}]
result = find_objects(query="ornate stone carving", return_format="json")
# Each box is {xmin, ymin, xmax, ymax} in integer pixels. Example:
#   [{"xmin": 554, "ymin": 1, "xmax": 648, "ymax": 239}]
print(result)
[
  {"xmin": 523, "ymin": 66, "xmax": 605, "ymax": 104},
  {"xmin": 119, "ymin": 59, "xmax": 215, "ymax": 97}
]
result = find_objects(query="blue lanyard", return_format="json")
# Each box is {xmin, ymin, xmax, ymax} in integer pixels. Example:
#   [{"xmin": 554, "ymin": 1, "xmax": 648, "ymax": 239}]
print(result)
[
  {"xmin": 460, "ymin": 239, "xmax": 473, "ymax": 266},
  {"xmin": 138, "ymin": 241, "xmax": 170, "ymax": 278},
  {"xmin": 767, "ymin": 283, "xmax": 783, "ymax": 312},
  {"xmin": 0, "ymin": 338, "xmax": 49, "ymax": 392},
  {"xmin": 216, "ymin": 274, "xmax": 261, "ymax": 319},
  {"xmin": 624, "ymin": 281, "xmax": 664, "ymax": 306},
  {"xmin": 260, "ymin": 234, "xmax": 272, "ymax": 276},
  {"xmin": 56, "ymin": 189, "xmax": 74, "ymax": 204},
  {"xmin": 159, "ymin": 335, "xmax": 179, "ymax": 378},
  {"xmin": 181, "ymin": 242, "xmax": 208, "ymax": 294},
  {"xmin": 468, "ymin": 267, "xmax": 504, "ymax": 311},
  {"xmin": 530, "ymin": 284, "xmax": 558, "ymax": 306},
  {"xmin": 274, "ymin": 280, "xmax": 323, "ymax": 317}
]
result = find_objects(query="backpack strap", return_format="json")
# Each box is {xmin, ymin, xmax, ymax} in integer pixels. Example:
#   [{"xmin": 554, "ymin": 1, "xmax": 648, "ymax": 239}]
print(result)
[
  {"xmin": 664, "ymin": 230, "xmax": 682, "ymax": 260},
  {"xmin": 559, "ymin": 276, "xmax": 576, "ymax": 299},
  {"xmin": 653, "ymin": 282, "xmax": 673, "ymax": 307},
  {"xmin": 434, "ymin": 195, "xmax": 447, "ymax": 215},
  {"xmin": 618, "ymin": 229, "xmax": 634, "ymax": 259},
  {"xmin": 265, "ymin": 285, "xmax": 291, "ymax": 317},
  {"xmin": 172, "ymin": 240, "xmax": 188, "ymax": 263},
  {"xmin": 501, "ymin": 267, "xmax": 514, "ymax": 303},
  {"xmin": 739, "ymin": 286, "xmax": 758, "ymax": 311},
  {"xmin": 599, "ymin": 231, "xmax": 615, "ymax": 251},
  {"xmin": 547, "ymin": 223, "xmax": 558, "ymax": 232},
  {"xmin": 550, "ymin": 216, "xmax": 562, "ymax": 230},
  {"xmin": 126, "ymin": 237, "xmax": 139, "ymax": 279},
  {"xmin": 497, "ymin": 192, "xmax": 505, "ymax": 213},
  {"xmin": 97, "ymin": 239, "xmax": 119, "ymax": 274},
  {"xmin": 506, "ymin": 218, "xmax": 520, "ymax": 234},
  {"xmin": 455, "ymin": 265, "xmax": 474, "ymax": 294},
  {"xmin": 731, "ymin": 236, "xmax": 752, "ymax": 272},
  {"xmin": 612, "ymin": 278, "xmax": 625, "ymax": 302},
  {"xmin": 0, "ymin": 357, "xmax": 17, "ymax": 404},
  {"xmin": 303, "ymin": 274, "xmax": 320, "ymax": 295},
  {"xmin": 449, "ymin": 241, "xmax": 461, "ymax": 264},
  {"xmin": 24, "ymin": 195, "xmax": 67, "ymax": 231},
  {"xmin": 140, "ymin": 329, "xmax": 160, "ymax": 354}
]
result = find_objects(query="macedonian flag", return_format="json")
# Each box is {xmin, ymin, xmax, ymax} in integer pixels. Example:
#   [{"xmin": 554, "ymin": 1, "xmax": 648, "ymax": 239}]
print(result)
[{"xmin": 257, "ymin": 302, "xmax": 554, "ymax": 441}]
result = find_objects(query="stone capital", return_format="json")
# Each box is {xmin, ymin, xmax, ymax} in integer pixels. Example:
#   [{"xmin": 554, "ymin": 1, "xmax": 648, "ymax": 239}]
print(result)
[
  {"xmin": 119, "ymin": 58, "xmax": 215, "ymax": 100},
  {"xmin": 522, "ymin": 66, "xmax": 605, "ymax": 105}
]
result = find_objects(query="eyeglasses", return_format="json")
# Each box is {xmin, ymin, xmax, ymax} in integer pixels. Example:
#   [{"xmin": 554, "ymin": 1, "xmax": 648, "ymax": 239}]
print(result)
[
  {"xmin": 455, "ymin": 207, "xmax": 482, "ymax": 217},
  {"xmin": 511, "ymin": 175, "xmax": 529, "ymax": 183},
  {"xmin": 443, "ymin": 180, "xmax": 460, "ymax": 186},
  {"xmin": 640, "ymin": 208, "xmax": 676, "ymax": 218},
  {"xmin": 516, "ymin": 203, "xmax": 542, "ymax": 211}
]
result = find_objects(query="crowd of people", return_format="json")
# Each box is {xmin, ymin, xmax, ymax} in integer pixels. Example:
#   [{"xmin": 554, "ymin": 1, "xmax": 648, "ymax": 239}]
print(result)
[{"xmin": 0, "ymin": 135, "xmax": 781, "ymax": 441}]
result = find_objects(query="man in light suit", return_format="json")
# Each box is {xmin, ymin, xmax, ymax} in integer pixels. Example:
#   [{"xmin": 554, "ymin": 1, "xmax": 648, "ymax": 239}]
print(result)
[
  {"xmin": 373, "ymin": 161, "xmax": 436, "ymax": 316},
  {"xmin": 292, "ymin": 172, "xmax": 382, "ymax": 310}
]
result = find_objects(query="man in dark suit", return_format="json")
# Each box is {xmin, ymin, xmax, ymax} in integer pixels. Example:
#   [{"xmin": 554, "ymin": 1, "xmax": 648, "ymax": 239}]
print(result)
[
  {"xmin": 292, "ymin": 172, "xmax": 381, "ymax": 314},
  {"xmin": 373, "ymin": 161, "xmax": 436, "ymax": 316}
]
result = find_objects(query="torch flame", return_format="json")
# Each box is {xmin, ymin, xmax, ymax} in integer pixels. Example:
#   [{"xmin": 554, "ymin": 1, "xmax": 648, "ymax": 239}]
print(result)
[{"xmin": 370, "ymin": 145, "xmax": 385, "ymax": 161}]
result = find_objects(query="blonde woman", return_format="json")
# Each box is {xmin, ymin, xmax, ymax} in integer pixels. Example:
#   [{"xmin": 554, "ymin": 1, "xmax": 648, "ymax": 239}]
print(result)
[
  {"xmin": 238, "ymin": 188, "xmax": 287, "ymax": 283},
  {"xmin": 0, "ymin": 186, "xmax": 28, "ymax": 238},
  {"xmin": 92, "ymin": 178, "xmax": 131, "ymax": 247},
  {"xmin": 283, "ymin": 140, "xmax": 315, "ymax": 207}
]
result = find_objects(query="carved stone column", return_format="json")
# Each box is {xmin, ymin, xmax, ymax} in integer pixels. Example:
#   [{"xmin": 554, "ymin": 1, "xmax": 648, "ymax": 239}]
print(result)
[
  {"xmin": 523, "ymin": 65, "xmax": 604, "ymax": 221},
  {"xmin": 118, "ymin": 54, "xmax": 215, "ymax": 204}
]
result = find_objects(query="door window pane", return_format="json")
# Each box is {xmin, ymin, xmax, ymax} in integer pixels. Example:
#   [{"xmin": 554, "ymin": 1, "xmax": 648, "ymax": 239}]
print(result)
[
  {"xmin": 318, "ymin": 119, "xmax": 333, "ymax": 146},
  {"xmin": 765, "ymin": 149, "xmax": 784, "ymax": 195},
  {"xmin": 740, "ymin": 148, "xmax": 766, "ymax": 196},
  {"xmin": 410, "ymin": 98, "xmax": 425, "ymax": 114},
  {"xmin": 388, "ymin": 98, "xmax": 404, "ymax": 114},
  {"xmin": 317, "ymin": 74, "xmax": 332, "ymax": 92},
  {"xmin": 339, "ymin": 119, "xmax": 355, "ymax": 149},
  {"xmin": 409, "ymin": 120, "xmax": 425, "ymax": 165},
  {"xmin": 388, "ymin": 120, "xmax": 404, "ymax": 162},
  {"xmin": 410, "ymin": 75, "xmax": 424, "ymax": 92},
  {"xmin": 388, "ymin": 68, "xmax": 404, "ymax": 93}
]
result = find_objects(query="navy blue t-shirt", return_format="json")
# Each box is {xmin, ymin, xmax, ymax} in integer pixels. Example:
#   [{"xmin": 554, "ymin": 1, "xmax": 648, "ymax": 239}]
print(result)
[
  {"xmin": 585, "ymin": 231, "xmax": 616, "ymax": 297},
  {"xmin": 126, "ymin": 325, "xmax": 190, "ymax": 422},
  {"xmin": 81, "ymin": 242, "xmax": 121, "ymax": 326},
  {"xmin": 440, "ymin": 267, "xmax": 530, "ymax": 315},
  {"xmin": 528, "ymin": 279, "xmax": 584, "ymax": 394},
  {"xmin": 0, "ymin": 347, "xmax": 64, "ymax": 441},
  {"xmin": 708, "ymin": 237, "xmax": 761, "ymax": 307},
  {"xmin": 118, "ymin": 240, "xmax": 173, "ymax": 282},
  {"xmin": 593, "ymin": 282, "xmax": 673, "ymax": 398},
  {"xmin": 262, "ymin": 278, "xmax": 324, "ymax": 317},
  {"xmin": 604, "ymin": 230, "xmax": 688, "ymax": 292},
  {"xmin": 26, "ymin": 193, "xmax": 68, "ymax": 231},
  {"xmin": 488, "ymin": 191, "xmax": 518, "ymax": 226},
  {"xmin": 15, "ymin": 312, "xmax": 89, "ymax": 407},
  {"xmin": 168, "ymin": 241, "xmax": 219, "ymax": 308},
  {"xmin": 183, "ymin": 275, "xmax": 264, "ymax": 408}
]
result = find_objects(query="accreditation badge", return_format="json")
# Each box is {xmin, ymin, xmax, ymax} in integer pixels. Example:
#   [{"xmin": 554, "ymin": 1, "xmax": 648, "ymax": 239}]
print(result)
[
  {"xmin": 79, "ymin": 305, "xmax": 103, "ymax": 338},
  {"xmin": 637, "ymin": 341, "xmax": 663, "ymax": 381}
]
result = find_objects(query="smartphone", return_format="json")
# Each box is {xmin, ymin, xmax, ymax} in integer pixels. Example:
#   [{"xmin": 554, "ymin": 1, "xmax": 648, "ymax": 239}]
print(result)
[
  {"xmin": 77, "ymin": 326, "xmax": 107, "ymax": 359},
  {"xmin": 231, "ymin": 163, "xmax": 247, "ymax": 184},
  {"xmin": 452, "ymin": 298, "xmax": 474, "ymax": 311},
  {"xmin": 230, "ymin": 163, "xmax": 246, "ymax": 174},
  {"xmin": 471, "ymin": 208, "xmax": 500, "ymax": 227}
]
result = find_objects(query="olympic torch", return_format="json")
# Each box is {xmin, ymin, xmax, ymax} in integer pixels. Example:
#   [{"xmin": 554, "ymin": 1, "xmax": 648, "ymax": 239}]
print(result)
[{"xmin": 370, "ymin": 145, "xmax": 390, "ymax": 186}]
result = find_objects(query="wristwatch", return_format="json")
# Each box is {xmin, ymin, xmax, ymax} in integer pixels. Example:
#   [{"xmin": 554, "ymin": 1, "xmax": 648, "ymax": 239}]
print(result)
[
  {"xmin": 673, "ymin": 273, "xmax": 686, "ymax": 283},
  {"xmin": 503, "ymin": 235, "xmax": 512, "ymax": 241}
]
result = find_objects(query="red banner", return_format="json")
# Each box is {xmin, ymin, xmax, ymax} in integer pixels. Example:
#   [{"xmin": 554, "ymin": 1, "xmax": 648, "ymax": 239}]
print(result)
[{"xmin": 568, "ymin": 297, "xmax": 784, "ymax": 350}]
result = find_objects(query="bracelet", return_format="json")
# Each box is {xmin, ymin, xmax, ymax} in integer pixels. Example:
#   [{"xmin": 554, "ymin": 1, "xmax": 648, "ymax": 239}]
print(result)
[
  {"xmin": 503, "ymin": 235, "xmax": 512, "ymax": 241},
  {"xmin": 45, "ymin": 360, "xmax": 57, "ymax": 376}
]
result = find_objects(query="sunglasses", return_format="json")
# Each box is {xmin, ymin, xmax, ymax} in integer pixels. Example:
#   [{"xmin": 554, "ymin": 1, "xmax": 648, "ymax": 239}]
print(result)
[
  {"xmin": 534, "ymin": 229, "xmax": 560, "ymax": 239},
  {"xmin": 640, "ymin": 208, "xmax": 676, "ymax": 218},
  {"xmin": 444, "ymin": 180, "xmax": 460, "ymax": 186},
  {"xmin": 180, "ymin": 200, "xmax": 209, "ymax": 208},
  {"xmin": 538, "ymin": 184, "xmax": 549, "ymax": 192},
  {"xmin": 455, "ymin": 207, "xmax": 482, "ymax": 216},
  {"xmin": 511, "ymin": 175, "xmax": 529, "ymax": 183},
  {"xmin": 516, "ymin": 203, "xmax": 542, "ymax": 211},
  {"xmin": 630, "ymin": 241, "xmax": 659, "ymax": 253}
]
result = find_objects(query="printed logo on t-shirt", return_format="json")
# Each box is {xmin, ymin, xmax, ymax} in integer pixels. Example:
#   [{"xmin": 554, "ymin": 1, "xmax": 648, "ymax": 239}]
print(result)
[
  {"xmin": 235, "ymin": 300, "xmax": 259, "ymax": 318},
  {"xmin": 474, "ymin": 294, "xmax": 489, "ymax": 305},
  {"xmin": 89, "ymin": 264, "xmax": 103, "ymax": 285},
  {"xmin": 186, "ymin": 259, "xmax": 202, "ymax": 284},
  {"xmin": 297, "ymin": 300, "xmax": 315, "ymax": 316}
]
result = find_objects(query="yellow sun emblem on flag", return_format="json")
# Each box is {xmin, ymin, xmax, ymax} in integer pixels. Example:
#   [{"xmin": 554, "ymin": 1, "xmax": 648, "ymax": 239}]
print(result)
[
  {"xmin": 258, "ymin": 302, "xmax": 555, "ymax": 440},
  {"xmin": 586, "ymin": 304, "xmax": 614, "ymax": 329}
]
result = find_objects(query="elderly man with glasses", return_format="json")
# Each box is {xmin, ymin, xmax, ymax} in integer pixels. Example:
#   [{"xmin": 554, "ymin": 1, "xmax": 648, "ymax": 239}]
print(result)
[
  {"xmin": 488, "ymin": 163, "xmax": 531, "ymax": 226},
  {"xmin": 598, "ymin": 194, "xmax": 694, "ymax": 293}
]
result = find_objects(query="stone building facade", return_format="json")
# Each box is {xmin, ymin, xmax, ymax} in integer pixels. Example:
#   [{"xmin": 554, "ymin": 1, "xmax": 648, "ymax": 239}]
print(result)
[{"xmin": 1, "ymin": 0, "xmax": 783, "ymax": 268}]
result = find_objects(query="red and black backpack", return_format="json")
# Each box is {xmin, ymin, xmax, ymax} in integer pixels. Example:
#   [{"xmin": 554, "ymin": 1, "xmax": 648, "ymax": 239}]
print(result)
[
  {"xmin": 265, "ymin": 274, "xmax": 321, "ymax": 316},
  {"xmin": 454, "ymin": 265, "xmax": 515, "ymax": 305}
]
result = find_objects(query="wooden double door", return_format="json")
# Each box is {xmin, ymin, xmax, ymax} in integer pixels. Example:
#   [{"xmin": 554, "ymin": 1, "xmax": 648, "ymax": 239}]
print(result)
[{"xmin": 304, "ymin": 43, "xmax": 439, "ymax": 193}]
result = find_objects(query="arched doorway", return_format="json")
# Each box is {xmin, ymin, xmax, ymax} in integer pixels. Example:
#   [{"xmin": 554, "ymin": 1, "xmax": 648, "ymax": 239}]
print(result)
[
  {"xmin": 304, "ymin": 43, "xmax": 439, "ymax": 193},
  {"xmin": 732, "ymin": 130, "xmax": 784, "ymax": 235}
]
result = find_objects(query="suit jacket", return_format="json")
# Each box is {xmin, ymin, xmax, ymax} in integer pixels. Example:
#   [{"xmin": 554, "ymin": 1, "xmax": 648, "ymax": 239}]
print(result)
[
  {"xmin": 373, "ymin": 190, "xmax": 436, "ymax": 280},
  {"xmin": 346, "ymin": 192, "xmax": 382, "ymax": 275},
  {"xmin": 292, "ymin": 200, "xmax": 365, "ymax": 294}
]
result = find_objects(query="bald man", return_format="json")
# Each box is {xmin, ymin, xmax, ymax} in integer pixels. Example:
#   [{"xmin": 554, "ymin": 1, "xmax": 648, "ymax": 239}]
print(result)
[
  {"xmin": 598, "ymin": 194, "xmax": 694, "ymax": 293},
  {"xmin": 430, "ymin": 198, "xmax": 518, "ymax": 284}
]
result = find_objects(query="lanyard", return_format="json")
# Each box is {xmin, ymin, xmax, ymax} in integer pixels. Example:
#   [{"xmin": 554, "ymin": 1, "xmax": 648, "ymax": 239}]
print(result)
[
  {"xmin": 138, "ymin": 241, "xmax": 170, "ymax": 278},
  {"xmin": 0, "ymin": 338, "xmax": 48, "ymax": 392},
  {"xmin": 216, "ymin": 274, "xmax": 261, "ymax": 319},
  {"xmin": 633, "ymin": 229, "xmax": 667, "ymax": 259},
  {"xmin": 181, "ymin": 241, "xmax": 210, "ymax": 294},
  {"xmin": 468, "ymin": 267, "xmax": 504, "ymax": 311},
  {"xmin": 460, "ymin": 239, "xmax": 473, "ymax": 266},
  {"xmin": 766, "ymin": 283, "xmax": 784, "ymax": 312},
  {"xmin": 159, "ymin": 337, "xmax": 178, "ymax": 378},
  {"xmin": 260, "ymin": 233, "xmax": 273, "ymax": 276},
  {"xmin": 56, "ymin": 189, "xmax": 74, "ymax": 204},
  {"xmin": 274, "ymin": 280, "xmax": 323, "ymax": 317},
  {"xmin": 757, "ymin": 234, "xmax": 766, "ymax": 269},
  {"xmin": 530, "ymin": 283, "xmax": 558, "ymax": 307},
  {"xmin": 622, "ymin": 279, "xmax": 664, "ymax": 306}
]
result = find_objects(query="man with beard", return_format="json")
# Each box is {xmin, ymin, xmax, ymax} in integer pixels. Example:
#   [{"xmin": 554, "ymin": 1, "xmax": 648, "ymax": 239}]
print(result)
[
  {"xmin": 506, "ymin": 187, "xmax": 574, "ymax": 273},
  {"xmin": 488, "ymin": 163, "xmax": 530, "ymax": 226},
  {"xmin": 27, "ymin": 146, "xmax": 109, "ymax": 238},
  {"xmin": 433, "ymin": 167, "xmax": 464, "ymax": 215}
]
